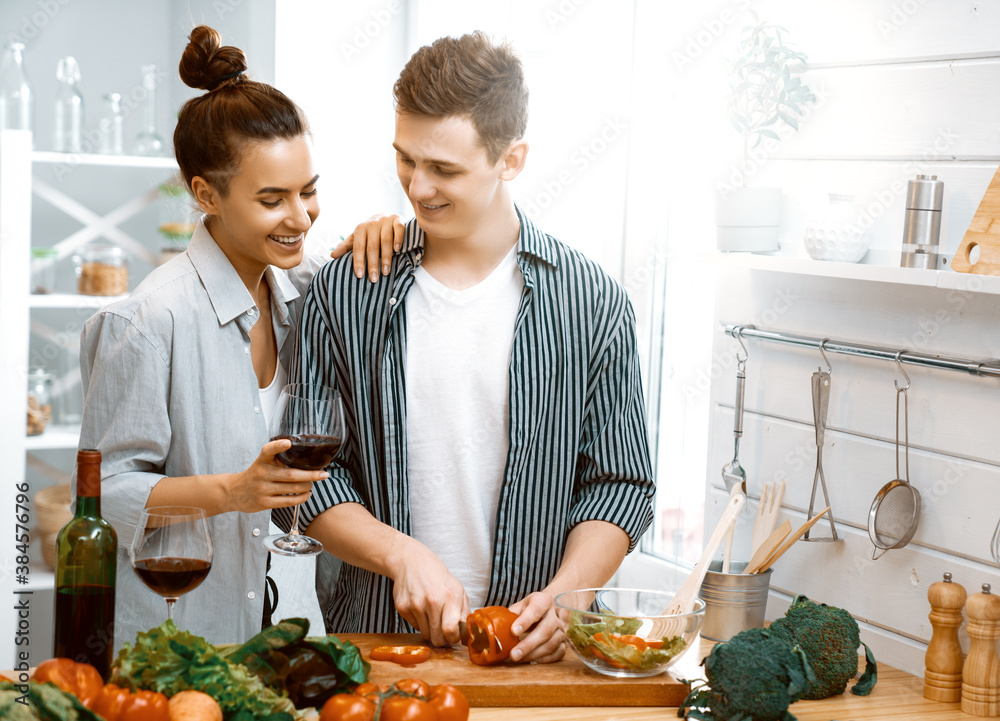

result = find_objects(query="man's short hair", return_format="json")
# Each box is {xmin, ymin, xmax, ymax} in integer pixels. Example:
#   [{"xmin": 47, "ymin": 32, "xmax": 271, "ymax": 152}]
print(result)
[{"xmin": 393, "ymin": 31, "xmax": 528, "ymax": 164}]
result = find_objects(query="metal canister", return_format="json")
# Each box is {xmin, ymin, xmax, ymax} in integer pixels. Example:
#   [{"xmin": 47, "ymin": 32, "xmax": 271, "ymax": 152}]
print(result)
[{"xmin": 900, "ymin": 174, "xmax": 944, "ymax": 269}]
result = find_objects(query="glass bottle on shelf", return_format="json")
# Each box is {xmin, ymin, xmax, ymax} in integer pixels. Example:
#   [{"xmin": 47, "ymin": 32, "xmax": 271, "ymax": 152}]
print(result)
[
  {"xmin": 53, "ymin": 449, "xmax": 117, "ymax": 680},
  {"xmin": 0, "ymin": 42, "xmax": 33, "ymax": 134},
  {"xmin": 98, "ymin": 92, "xmax": 124, "ymax": 154},
  {"xmin": 133, "ymin": 64, "xmax": 164, "ymax": 156},
  {"xmin": 53, "ymin": 56, "xmax": 84, "ymax": 153}
]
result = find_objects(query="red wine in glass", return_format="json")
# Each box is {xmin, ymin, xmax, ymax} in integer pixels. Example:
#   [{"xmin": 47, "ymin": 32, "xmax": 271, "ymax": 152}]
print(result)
[
  {"xmin": 133, "ymin": 557, "xmax": 212, "ymax": 597},
  {"xmin": 130, "ymin": 506, "xmax": 213, "ymax": 620},
  {"xmin": 265, "ymin": 384, "xmax": 344, "ymax": 556},
  {"xmin": 272, "ymin": 434, "xmax": 343, "ymax": 471}
]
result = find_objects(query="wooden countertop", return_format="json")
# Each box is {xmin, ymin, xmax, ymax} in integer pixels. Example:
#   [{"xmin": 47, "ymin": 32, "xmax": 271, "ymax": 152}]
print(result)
[
  {"xmin": 15, "ymin": 637, "xmax": 974, "ymax": 720},
  {"xmin": 466, "ymin": 659, "xmax": 974, "ymax": 721}
]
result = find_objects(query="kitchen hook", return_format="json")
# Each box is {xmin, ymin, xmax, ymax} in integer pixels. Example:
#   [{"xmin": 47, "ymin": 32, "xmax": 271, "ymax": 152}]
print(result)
[
  {"xmin": 894, "ymin": 351, "xmax": 911, "ymax": 392},
  {"xmin": 819, "ymin": 338, "xmax": 833, "ymax": 375},
  {"xmin": 734, "ymin": 325, "xmax": 749, "ymax": 372}
]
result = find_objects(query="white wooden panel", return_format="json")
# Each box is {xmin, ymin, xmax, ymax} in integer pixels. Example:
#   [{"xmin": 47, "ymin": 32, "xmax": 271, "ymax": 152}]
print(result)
[
  {"xmin": 773, "ymin": 60, "xmax": 1000, "ymax": 159},
  {"xmin": 746, "ymin": 160, "xmax": 999, "ymax": 266},
  {"xmin": 710, "ymin": 408, "xmax": 1000, "ymax": 563},
  {"xmin": 704, "ymin": 486, "xmax": 1000, "ymax": 646},
  {"xmin": 747, "ymin": 0, "xmax": 1000, "ymax": 65}
]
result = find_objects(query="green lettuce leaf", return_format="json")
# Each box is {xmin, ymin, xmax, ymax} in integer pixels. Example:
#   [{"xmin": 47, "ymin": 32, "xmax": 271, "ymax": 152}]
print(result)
[{"xmin": 111, "ymin": 619, "xmax": 295, "ymax": 718}]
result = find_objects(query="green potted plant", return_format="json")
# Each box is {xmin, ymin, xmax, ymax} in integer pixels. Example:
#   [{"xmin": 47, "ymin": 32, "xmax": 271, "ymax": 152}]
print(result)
[{"xmin": 716, "ymin": 21, "xmax": 816, "ymax": 252}]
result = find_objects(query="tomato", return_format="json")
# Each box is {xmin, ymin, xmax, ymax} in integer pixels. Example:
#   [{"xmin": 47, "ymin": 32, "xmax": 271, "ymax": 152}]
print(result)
[
  {"xmin": 320, "ymin": 693, "xmax": 376, "ymax": 721},
  {"xmin": 466, "ymin": 606, "xmax": 520, "ymax": 665},
  {"xmin": 370, "ymin": 645, "xmax": 431, "ymax": 666},
  {"xmin": 427, "ymin": 683, "xmax": 470, "ymax": 721},
  {"xmin": 32, "ymin": 658, "xmax": 104, "ymax": 707},
  {"xmin": 353, "ymin": 681, "xmax": 385, "ymax": 701},
  {"xmin": 379, "ymin": 695, "xmax": 435, "ymax": 721},
  {"xmin": 92, "ymin": 683, "xmax": 170, "ymax": 721},
  {"xmin": 392, "ymin": 678, "xmax": 430, "ymax": 697}
]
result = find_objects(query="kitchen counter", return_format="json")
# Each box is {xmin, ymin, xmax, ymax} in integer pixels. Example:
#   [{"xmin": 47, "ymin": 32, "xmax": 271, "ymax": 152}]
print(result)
[
  {"xmin": 467, "ymin": 660, "xmax": 974, "ymax": 720},
  {"xmin": 13, "ymin": 638, "xmax": 974, "ymax": 720}
]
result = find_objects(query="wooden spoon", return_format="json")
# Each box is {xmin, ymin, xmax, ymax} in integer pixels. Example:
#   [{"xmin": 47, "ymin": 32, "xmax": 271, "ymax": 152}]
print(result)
[
  {"xmin": 744, "ymin": 519, "xmax": 792, "ymax": 574},
  {"xmin": 754, "ymin": 506, "xmax": 831, "ymax": 574}
]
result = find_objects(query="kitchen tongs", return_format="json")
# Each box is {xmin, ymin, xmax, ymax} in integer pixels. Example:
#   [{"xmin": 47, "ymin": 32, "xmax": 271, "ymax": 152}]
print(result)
[{"xmin": 804, "ymin": 365, "xmax": 840, "ymax": 542}]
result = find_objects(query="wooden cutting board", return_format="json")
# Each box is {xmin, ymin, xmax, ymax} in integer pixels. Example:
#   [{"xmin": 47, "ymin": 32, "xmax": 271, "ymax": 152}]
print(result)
[
  {"xmin": 339, "ymin": 633, "xmax": 694, "ymax": 707},
  {"xmin": 952, "ymin": 162, "xmax": 1000, "ymax": 275}
]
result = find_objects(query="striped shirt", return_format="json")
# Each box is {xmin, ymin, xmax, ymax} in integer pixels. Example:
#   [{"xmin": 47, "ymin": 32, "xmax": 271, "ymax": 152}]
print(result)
[{"xmin": 276, "ymin": 208, "xmax": 654, "ymax": 633}]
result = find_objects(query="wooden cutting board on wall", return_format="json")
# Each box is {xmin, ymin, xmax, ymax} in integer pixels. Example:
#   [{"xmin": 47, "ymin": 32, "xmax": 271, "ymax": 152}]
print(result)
[
  {"xmin": 952, "ymin": 163, "xmax": 1000, "ymax": 275},
  {"xmin": 339, "ymin": 633, "xmax": 696, "ymax": 707}
]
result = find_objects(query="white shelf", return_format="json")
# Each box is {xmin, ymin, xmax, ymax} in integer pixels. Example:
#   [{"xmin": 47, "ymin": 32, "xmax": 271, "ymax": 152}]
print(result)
[
  {"xmin": 25, "ymin": 425, "xmax": 82, "ymax": 451},
  {"xmin": 31, "ymin": 151, "xmax": 178, "ymax": 170},
  {"xmin": 29, "ymin": 293, "xmax": 126, "ymax": 310},
  {"xmin": 707, "ymin": 252, "xmax": 1000, "ymax": 296}
]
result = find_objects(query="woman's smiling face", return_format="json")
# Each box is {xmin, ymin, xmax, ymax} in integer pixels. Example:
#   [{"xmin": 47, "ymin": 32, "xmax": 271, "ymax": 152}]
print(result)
[{"xmin": 200, "ymin": 135, "xmax": 320, "ymax": 280}]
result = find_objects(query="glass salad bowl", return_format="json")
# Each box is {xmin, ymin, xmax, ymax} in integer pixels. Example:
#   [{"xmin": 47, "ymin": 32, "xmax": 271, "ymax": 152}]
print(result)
[{"xmin": 554, "ymin": 587, "xmax": 705, "ymax": 678}]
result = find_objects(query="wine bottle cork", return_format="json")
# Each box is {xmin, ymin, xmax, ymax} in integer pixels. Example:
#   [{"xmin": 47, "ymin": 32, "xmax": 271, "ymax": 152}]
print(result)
[
  {"xmin": 924, "ymin": 572, "xmax": 966, "ymax": 702},
  {"xmin": 962, "ymin": 583, "xmax": 1000, "ymax": 716}
]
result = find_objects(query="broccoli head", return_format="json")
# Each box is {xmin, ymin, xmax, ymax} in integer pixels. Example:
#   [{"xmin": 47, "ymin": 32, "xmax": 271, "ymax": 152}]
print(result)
[
  {"xmin": 768, "ymin": 595, "xmax": 877, "ymax": 699},
  {"xmin": 679, "ymin": 627, "xmax": 815, "ymax": 721}
]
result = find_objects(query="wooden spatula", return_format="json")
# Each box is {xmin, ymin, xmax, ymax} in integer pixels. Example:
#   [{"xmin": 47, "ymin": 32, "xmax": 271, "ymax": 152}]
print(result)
[
  {"xmin": 753, "ymin": 506, "xmax": 831, "ymax": 574},
  {"xmin": 662, "ymin": 493, "xmax": 746, "ymax": 616},
  {"xmin": 744, "ymin": 519, "xmax": 792, "ymax": 574},
  {"xmin": 750, "ymin": 480, "xmax": 785, "ymax": 555},
  {"xmin": 653, "ymin": 492, "xmax": 745, "ymax": 638}
]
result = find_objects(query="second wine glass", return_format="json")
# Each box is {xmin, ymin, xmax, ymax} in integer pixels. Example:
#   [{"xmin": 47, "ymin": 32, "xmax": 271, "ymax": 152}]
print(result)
[
  {"xmin": 264, "ymin": 383, "xmax": 344, "ymax": 556},
  {"xmin": 130, "ymin": 506, "xmax": 213, "ymax": 621}
]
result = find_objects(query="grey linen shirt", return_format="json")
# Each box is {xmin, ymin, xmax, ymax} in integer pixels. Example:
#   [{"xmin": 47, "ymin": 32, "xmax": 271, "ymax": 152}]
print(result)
[
  {"xmin": 78, "ymin": 218, "xmax": 323, "ymax": 649},
  {"xmin": 276, "ymin": 208, "xmax": 655, "ymax": 633}
]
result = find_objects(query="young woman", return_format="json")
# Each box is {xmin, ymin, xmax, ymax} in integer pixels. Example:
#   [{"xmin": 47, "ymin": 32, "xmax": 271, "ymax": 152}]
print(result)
[{"xmin": 77, "ymin": 25, "xmax": 399, "ymax": 648}]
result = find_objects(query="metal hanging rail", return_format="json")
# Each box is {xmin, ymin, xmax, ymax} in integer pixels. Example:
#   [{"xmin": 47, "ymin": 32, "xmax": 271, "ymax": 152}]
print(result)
[{"xmin": 724, "ymin": 324, "xmax": 1000, "ymax": 379}]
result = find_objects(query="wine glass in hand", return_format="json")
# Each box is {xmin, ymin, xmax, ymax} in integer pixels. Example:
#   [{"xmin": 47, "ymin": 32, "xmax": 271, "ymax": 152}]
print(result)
[
  {"xmin": 265, "ymin": 383, "xmax": 344, "ymax": 556},
  {"xmin": 131, "ymin": 506, "xmax": 213, "ymax": 621}
]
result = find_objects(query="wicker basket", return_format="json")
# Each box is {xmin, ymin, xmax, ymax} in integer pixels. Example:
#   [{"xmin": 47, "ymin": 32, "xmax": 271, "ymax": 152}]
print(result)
[{"xmin": 35, "ymin": 483, "xmax": 72, "ymax": 570}]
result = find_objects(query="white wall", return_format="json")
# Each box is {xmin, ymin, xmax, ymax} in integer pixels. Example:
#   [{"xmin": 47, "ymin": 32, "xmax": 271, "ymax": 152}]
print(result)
[{"xmin": 692, "ymin": 1, "xmax": 1000, "ymax": 675}]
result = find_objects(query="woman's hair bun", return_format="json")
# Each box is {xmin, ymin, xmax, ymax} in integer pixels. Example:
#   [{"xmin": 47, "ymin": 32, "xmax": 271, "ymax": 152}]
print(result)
[{"xmin": 178, "ymin": 25, "xmax": 248, "ymax": 91}]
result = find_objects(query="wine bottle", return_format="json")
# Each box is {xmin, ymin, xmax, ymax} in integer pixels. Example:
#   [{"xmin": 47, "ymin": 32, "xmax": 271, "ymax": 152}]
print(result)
[{"xmin": 53, "ymin": 449, "xmax": 117, "ymax": 679}]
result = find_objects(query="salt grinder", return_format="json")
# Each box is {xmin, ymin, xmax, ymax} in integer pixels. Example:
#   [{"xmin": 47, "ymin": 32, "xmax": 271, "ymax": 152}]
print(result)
[
  {"xmin": 962, "ymin": 583, "xmax": 1000, "ymax": 716},
  {"xmin": 899, "ymin": 173, "xmax": 944, "ymax": 269},
  {"xmin": 924, "ymin": 572, "xmax": 966, "ymax": 702}
]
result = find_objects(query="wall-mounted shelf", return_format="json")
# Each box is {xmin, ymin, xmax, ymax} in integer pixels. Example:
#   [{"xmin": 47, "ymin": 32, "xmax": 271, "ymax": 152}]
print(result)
[
  {"xmin": 29, "ymin": 293, "xmax": 126, "ymax": 309},
  {"xmin": 32, "ymin": 151, "xmax": 178, "ymax": 170},
  {"xmin": 707, "ymin": 252, "xmax": 1000, "ymax": 297},
  {"xmin": 25, "ymin": 425, "xmax": 83, "ymax": 451}
]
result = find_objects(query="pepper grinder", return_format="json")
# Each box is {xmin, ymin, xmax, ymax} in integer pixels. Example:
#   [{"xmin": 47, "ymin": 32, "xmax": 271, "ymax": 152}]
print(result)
[
  {"xmin": 924, "ymin": 572, "xmax": 966, "ymax": 702},
  {"xmin": 899, "ymin": 173, "xmax": 944, "ymax": 269},
  {"xmin": 962, "ymin": 583, "xmax": 1000, "ymax": 716}
]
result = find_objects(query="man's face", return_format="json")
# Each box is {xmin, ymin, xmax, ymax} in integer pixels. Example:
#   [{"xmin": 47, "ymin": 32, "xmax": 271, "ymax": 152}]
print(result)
[{"xmin": 393, "ymin": 113, "xmax": 507, "ymax": 241}]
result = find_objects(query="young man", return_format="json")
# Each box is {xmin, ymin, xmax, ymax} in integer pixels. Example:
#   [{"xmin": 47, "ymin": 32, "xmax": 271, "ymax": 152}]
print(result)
[{"xmin": 277, "ymin": 32, "xmax": 654, "ymax": 663}]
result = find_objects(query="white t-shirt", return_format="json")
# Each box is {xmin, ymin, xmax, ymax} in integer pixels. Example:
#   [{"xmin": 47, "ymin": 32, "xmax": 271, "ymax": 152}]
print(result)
[{"xmin": 405, "ymin": 244, "xmax": 524, "ymax": 609}]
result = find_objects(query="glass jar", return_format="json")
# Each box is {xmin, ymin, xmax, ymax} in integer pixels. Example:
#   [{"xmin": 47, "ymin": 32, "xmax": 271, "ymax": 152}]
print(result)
[
  {"xmin": 27, "ymin": 368, "xmax": 53, "ymax": 436},
  {"xmin": 157, "ymin": 180, "xmax": 195, "ymax": 265},
  {"xmin": 30, "ymin": 247, "xmax": 57, "ymax": 294},
  {"xmin": 73, "ymin": 244, "xmax": 129, "ymax": 296}
]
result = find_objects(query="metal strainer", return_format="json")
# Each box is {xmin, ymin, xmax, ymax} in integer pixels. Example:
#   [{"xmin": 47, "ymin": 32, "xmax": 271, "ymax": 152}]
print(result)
[{"xmin": 868, "ymin": 356, "xmax": 921, "ymax": 560}]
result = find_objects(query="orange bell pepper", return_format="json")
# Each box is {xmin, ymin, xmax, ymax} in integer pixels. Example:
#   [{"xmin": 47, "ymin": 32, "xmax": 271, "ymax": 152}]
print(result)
[{"xmin": 466, "ymin": 606, "xmax": 520, "ymax": 666}]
